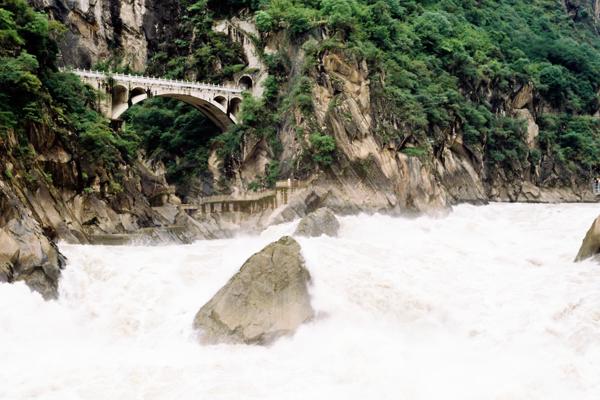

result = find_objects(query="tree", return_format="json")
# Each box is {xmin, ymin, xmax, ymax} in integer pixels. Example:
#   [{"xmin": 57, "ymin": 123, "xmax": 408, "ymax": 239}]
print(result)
[
  {"xmin": 321, "ymin": 0, "xmax": 355, "ymax": 33},
  {"xmin": 255, "ymin": 11, "xmax": 274, "ymax": 33}
]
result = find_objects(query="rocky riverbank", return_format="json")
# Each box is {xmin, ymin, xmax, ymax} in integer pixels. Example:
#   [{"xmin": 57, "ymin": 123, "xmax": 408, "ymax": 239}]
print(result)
[{"xmin": 3, "ymin": 0, "xmax": 599, "ymax": 299}]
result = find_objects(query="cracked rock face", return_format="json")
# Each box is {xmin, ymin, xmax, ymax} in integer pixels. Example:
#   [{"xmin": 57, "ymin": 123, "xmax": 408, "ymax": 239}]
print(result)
[
  {"xmin": 31, "ymin": 0, "xmax": 149, "ymax": 70},
  {"xmin": 193, "ymin": 236, "xmax": 314, "ymax": 345},
  {"xmin": 0, "ymin": 181, "xmax": 65, "ymax": 299}
]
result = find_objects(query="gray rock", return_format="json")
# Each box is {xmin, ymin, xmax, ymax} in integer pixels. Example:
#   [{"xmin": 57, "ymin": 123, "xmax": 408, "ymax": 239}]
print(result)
[
  {"xmin": 0, "ymin": 258, "xmax": 14, "ymax": 282},
  {"xmin": 0, "ymin": 181, "xmax": 65, "ymax": 299},
  {"xmin": 15, "ymin": 268, "xmax": 59, "ymax": 300},
  {"xmin": 193, "ymin": 236, "xmax": 314, "ymax": 345},
  {"xmin": 294, "ymin": 207, "xmax": 340, "ymax": 238},
  {"xmin": 575, "ymin": 215, "xmax": 600, "ymax": 262}
]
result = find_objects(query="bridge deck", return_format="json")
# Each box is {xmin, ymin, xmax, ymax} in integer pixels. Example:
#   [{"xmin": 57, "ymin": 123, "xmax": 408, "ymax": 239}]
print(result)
[{"xmin": 67, "ymin": 68, "xmax": 244, "ymax": 94}]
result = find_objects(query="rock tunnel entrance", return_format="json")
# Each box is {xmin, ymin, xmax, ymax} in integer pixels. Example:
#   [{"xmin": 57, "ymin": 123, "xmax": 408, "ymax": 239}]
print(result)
[{"xmin": 238, "ymin": 75, "xmax": 253, "ymax": 91}]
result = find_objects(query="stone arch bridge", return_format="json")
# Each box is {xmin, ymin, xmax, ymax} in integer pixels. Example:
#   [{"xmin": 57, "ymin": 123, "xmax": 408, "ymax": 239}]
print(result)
[{"xmin": 70, "ymin": 69, "xmax": 247, "ymax": 131}]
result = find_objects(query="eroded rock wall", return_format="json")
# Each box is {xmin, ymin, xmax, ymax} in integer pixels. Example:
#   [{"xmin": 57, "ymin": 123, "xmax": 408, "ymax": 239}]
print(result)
[
  {"xmin": 297, "ymin": 48, "xmax": 594, "ymax": 211},
  {"xmin": 31, "ymin": 0, "xmax": 150, "ymax": 69},
  {"xmin": 0, "ymin": 180, "xmax": 65, "ymax": 299}
]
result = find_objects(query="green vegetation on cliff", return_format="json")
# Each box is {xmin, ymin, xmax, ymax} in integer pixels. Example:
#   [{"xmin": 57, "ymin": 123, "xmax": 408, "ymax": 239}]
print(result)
[
  {"xmin": 4, "ymin": 0, "xmax": 600, "ymax": 195},
  {"xmin": 250, "ymin": 0, "xmax": 600, "ymax": 174},
  {"xmin": 0, "ymin": 0, "xmax": 132, "ymax": 178},
  {"xmin": 0, "ymin": 0, "xmax": 60, "ymax": 133},
  {"xmin": 120, "ymin": 0, "xmax": 600, "ymax": 190},
  {"xmin": 123, "ymin": 98, "xmax": 217, "ymax": 187}
]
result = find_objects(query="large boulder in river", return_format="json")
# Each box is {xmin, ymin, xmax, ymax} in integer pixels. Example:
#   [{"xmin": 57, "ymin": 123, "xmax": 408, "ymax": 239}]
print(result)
[
  {"xmin": 575, "ymin": 216, "xmax": 600, "ymax": 262},
  {"xmin": 193, "ymin": 236, "xmax": 314, "ymax": 345},
  {"xmin": 294, "ymin": 207, "xmax": 340, "ymax": 238}
]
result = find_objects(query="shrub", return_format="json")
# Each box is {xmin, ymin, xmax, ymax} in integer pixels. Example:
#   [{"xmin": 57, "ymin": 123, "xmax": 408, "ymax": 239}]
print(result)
[
  {"xmin": 309, "ymin": 132, "xmax": 336, "ymax": 167},
  {"xmin": 255, "ymin": 11, "xmax": 274, "ymax": 33},
  {"xmin": 401, "ymin": 147, "xmax": 428, "ymax": 158}
]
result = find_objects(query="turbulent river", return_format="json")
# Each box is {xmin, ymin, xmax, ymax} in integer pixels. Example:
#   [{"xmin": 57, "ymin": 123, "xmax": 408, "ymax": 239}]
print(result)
[{"xmin": 2, "ymin": 203, "xmax": 600, "ymax": 399}]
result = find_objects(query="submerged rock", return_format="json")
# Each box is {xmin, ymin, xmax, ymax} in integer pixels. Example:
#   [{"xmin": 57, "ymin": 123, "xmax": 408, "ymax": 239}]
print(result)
[
  {"xmin": 193, "ymin": 236, "xmax": 314, "ymax": 345},
  {"xmin": 294, "ymin": 207, "xmax": 340, "ymax": 238},
  {"xmin": 575, "ymin": 216, "xmax": 600, "ymax": 262}
]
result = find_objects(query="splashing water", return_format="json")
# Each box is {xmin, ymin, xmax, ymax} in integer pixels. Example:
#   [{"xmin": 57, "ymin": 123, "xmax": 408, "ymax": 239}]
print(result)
[{"xmin": 1, "ymin": 203, "xmax": 600, "ymax": 399}]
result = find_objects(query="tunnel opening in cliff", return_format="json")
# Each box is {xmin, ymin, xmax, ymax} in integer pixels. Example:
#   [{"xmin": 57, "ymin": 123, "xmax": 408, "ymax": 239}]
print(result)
[{"xmin": 120, "ymin": 97, "xmax": 226, "ymax": 200}]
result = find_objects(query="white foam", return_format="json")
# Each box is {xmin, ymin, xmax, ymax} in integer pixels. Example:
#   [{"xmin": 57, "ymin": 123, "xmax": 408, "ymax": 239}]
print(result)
[{"xmin": 1, "ymin": 203, "xmax": 600, "ymax": 399}]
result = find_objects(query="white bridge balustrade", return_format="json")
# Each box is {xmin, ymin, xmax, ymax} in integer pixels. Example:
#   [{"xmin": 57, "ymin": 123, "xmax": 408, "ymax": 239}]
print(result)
[{"xmin": 67, "ymin": 68, "xmax": 246, "ymax": 130}]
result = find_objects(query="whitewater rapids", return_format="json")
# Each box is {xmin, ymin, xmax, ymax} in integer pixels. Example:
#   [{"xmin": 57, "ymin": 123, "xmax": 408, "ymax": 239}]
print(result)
[{"xmin": 2, "ymin": 203, "xmax": 600, "ymax": 399}]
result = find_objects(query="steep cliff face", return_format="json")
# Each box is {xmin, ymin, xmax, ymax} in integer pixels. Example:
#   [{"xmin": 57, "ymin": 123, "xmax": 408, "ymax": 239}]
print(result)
[
  {"xmin": 0, "ymin": 179, "xmax": 65, "ymax": 299},
  {"xmin": 31, "ymin": 0, "xmax": 149, "ymax": 69},
  {"xmin": 307, "ymin": 52, "xmax": 450, "ymax": 212},
  {"xmin": 18, "ymin": 1, "xmax": 599, "ymax": 220},
  {"xmin": 1, "ymin": 122, "xmax": 185, "ymax": 239},
  {"xmin": 313, "ymin": 53, "xmax": 594, "ymax": 209},
  {"xmin": 3, "ymin": 0, "xmax": 598, "ymax": 298},
  {"xmin": 248, "ymin": 31, "xmax": 596, "ymax": 216}
]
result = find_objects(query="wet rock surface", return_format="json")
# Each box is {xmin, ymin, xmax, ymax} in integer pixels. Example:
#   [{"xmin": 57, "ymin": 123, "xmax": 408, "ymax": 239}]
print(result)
[
  {"xmin": 193, "ymin": 236, "xmax": 314, "ymax": 345},
  {"xmin": 575, "ymin": 215, "xmax": 600, "ymax": 262},
  {"xmin": 0, "ymin": 181, "xmax": 65, "ymax": 299},
  {"xmin": 294, "ymin": 208, "xmax": 340, "ymax": 238}
]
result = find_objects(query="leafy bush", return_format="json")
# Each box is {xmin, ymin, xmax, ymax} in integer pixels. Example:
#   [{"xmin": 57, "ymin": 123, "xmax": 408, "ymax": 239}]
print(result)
[
  {"xmin": 486, "ymin": 117, "xmax": 528, "ymax": 169},
  {"xmin": 146, "ymin": 0, "xmax": 246, "ymax": 83},
  {"xmin": 539, "ymin": 114, "xmax": 600, "ymax": 170},
  {"xmin": 255, "ymin": 11, "xmax": 274, "ymax": 33},
  {"xmin": 309, "ymin": 132, "xmax": 336, "ymax": 167},
  {"xmin": 401, "ymin": 147, "xmax": 428, "ymax": 158},
  {"xmin": 265, "ymin": 160, "xmax": 280, "ymax": 188}
]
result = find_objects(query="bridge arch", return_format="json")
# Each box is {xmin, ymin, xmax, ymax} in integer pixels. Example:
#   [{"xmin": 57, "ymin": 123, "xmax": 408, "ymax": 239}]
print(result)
[
  {"xmin": 228, "ymin": 97, "xmax": 242, "ymax": 116},
  {"xmin": 109, "ymin": 88, "xmax": 243, "ymax": 131},
  {"xmin": 111, "ymin": 84, "xmax": 130, "ymax": 121},
  {"xmin": 112, "ymin": 84, "xmax": 128, "ymax": 107},
  {"xmin": 130, "ymin": 87, "xmax": 147, "ymax": 99},
  {"xmin": 128, "ymin": 87, "xmax": 149, "ymax": 110},
  {"xmin": 69, "ymin": 69, "xmax": 246, "ymax": 131},
  {"xmin": 214, "ymin": 95, "xmax": 227, "ymax": 107},
  {"xmin": 111, "ymin": 92, "xmax": 242, "ymax": 131}
]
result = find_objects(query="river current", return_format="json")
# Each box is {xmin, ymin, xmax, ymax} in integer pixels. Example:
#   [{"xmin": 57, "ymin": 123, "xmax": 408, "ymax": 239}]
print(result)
[{"xmin": 2, "ymin": 203, "xmax": 600, "ymax": 399}]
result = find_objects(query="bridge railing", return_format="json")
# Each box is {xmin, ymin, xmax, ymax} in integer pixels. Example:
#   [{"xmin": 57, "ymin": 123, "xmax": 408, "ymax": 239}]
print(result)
[{"xmin": 64, "ymin": 68, "xmax": 244, "ymax": 94}]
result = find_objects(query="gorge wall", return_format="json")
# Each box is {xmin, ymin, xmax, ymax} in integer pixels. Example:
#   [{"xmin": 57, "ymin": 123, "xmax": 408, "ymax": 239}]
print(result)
[
  {"xmin": 16, "ymin": 0, "xmax": 600, "ymax": 216},
  {"xmin": 29, "ymin": 0, "xmax": 187, "ymax": 70},
  {"xmin": 2, "ymin": 0, "xmax": 599, "ymax": 296},
  {"xmin": 299, "ymin": 49, "xmax": 596, "ymax": 215},
  {"xmin": 28, "ymin": 0, "xmax": 600, "ymax": 213}
]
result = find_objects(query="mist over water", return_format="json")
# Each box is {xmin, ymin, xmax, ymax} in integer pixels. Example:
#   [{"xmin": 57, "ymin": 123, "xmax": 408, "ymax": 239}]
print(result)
[{"xmin": 2, "ymin": 203, "xmax": 600, "ymax": 399}]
